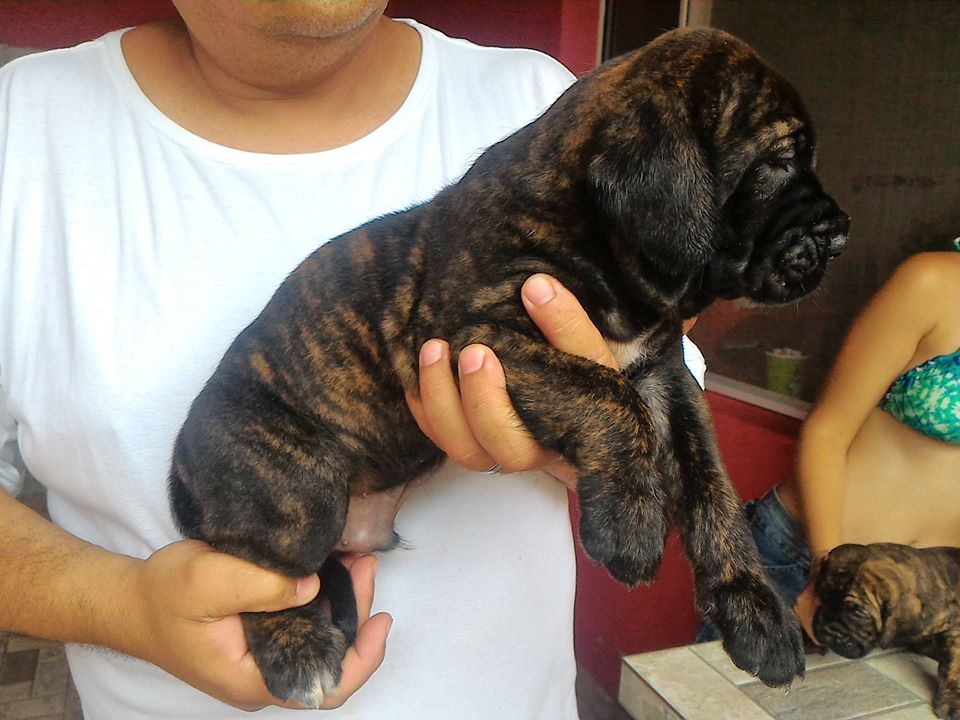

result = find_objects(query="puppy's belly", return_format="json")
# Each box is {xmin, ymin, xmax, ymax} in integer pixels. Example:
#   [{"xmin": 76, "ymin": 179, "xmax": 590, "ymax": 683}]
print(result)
[{"xmin": 337, "ymin": 484, "xmax": 410, "ymax": 553}]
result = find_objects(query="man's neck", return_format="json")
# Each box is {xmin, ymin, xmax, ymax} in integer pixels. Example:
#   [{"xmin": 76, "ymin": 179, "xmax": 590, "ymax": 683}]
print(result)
[{"xmin": 121, "ymin": 17, "xmax": 422, "ymax": 153}]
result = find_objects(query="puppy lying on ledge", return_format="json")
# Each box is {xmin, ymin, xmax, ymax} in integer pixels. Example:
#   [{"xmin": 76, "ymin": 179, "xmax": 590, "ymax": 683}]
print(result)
[
  {"xmin": 169, "ymin": 27, "xmax": 849, "ymax": 706},
  {"xmin": 815, "ymin": 543, "xmax": 960, "ymax": 720}
]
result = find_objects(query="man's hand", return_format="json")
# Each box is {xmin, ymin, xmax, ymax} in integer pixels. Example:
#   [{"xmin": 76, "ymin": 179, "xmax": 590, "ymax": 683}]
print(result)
[
  {"xmin": 406, "ymin": 274, "xmax": 620, "ymax": 489},
  {"xmin": 124, "ymin": 540, "xmax": 391, "ymax": 710}
]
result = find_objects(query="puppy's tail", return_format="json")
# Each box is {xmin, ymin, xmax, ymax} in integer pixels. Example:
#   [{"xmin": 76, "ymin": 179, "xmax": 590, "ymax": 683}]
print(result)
[{"xmin": 320, "ymin": 556, "xmax": 359, "ymax": 646}]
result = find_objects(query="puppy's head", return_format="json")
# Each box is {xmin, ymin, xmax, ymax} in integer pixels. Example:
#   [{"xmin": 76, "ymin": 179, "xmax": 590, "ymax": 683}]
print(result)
[
  {"xmin": 584, "ymin": 28, "xmax": 848, "ymax": 306},
  {"xmin": 812, "ymin": 544, "xmax": 891, "ymax": 658}
]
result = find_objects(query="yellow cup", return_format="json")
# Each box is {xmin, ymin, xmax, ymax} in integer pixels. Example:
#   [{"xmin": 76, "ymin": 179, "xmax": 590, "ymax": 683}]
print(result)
[{"xmin": 765, "ymin": 348, "xmax": 807, "ymax": 397}]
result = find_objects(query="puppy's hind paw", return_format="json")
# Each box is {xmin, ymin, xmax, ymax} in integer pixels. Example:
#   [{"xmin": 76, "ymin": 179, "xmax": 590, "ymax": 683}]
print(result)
[
  {"xmin": 242, "ymin": 604, "xmax": 348, "ymax": 707},
  {"xmin": 705, "ymin": 574, "xmax": 805, "ymax": 687}
]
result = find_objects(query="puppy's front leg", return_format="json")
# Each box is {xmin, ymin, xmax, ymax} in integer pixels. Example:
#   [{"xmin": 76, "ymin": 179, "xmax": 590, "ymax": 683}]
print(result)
[
  {"xmin": 657, "ymin": 365, "xmax": 804, "ymax": 687},
  {"xmin": 934, "ymin": 633, "xmax": 960, "ymax": 720},
  {"xmin": 489, "ymin": 341, "xmax": 670, "ymax": 586}
]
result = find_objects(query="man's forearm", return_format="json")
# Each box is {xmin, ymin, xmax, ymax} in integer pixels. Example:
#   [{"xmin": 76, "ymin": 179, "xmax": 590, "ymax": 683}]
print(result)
[{"xmin": 0, "ymin": 490, "xmax": 143, "ymax": 654}]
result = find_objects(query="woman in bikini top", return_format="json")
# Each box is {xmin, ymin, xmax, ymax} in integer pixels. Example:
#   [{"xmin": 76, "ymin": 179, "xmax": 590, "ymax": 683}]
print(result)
[{"xmin": 776, "ymin": 239, "xmax": 960, "ymax": 640}]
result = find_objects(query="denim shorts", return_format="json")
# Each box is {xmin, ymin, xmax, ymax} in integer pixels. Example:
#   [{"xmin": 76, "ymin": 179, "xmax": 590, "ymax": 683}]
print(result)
[{"xmin": 695, "ymin": 485, "xmax": 811, "ymax": 642}]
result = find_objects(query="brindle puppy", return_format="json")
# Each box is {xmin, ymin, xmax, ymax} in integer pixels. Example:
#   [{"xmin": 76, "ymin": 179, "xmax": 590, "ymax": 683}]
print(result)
[
  {"xmin": 169, "ymin": 27, "xmax": 849, "ymax": 706},
  {"xmin": 815, "ymin": 543, "xmax": 960, "ymax": 720}
]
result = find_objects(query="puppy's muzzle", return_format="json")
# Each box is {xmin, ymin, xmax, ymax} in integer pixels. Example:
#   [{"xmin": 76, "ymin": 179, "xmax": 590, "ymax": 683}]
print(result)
[
  {"xmin": 780, "ymin": 201, "xmax": 849, "ymax": 267},
  {"xmin": 813, "ymin": 603, "xmax": 875, "ymax": 659},
  {"xmin": 755, "ymin": 204, "xmax": 849, "ymax": 303},
  {"xmin": 779, "ymin": 210, "xmax": 849, "ymax": 279}
]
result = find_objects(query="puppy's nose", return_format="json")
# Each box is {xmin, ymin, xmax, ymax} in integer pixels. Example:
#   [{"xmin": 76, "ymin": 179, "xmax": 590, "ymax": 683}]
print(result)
[{"xmin": 825, "ymin": 212, "xmax": 850, "ymax": 258}]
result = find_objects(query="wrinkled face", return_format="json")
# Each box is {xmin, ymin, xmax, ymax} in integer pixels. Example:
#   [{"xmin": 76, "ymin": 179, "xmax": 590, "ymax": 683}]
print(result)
[
  {"xmin": 702, "ymin": 80, "xmax": 849, "ymax": 305},
  {"xmin": 812, "ymin": 547, "xmax": 883, "ymax": 659},
  {"xmin": 814, "ymin": 594, "xmax": 881, "ymax": 659}
]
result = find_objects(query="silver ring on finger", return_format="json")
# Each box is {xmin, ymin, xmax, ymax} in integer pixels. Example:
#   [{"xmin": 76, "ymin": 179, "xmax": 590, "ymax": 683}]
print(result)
[{"xmin": 483, "ymin": 463, "xmax": 502, "ymax": 475}]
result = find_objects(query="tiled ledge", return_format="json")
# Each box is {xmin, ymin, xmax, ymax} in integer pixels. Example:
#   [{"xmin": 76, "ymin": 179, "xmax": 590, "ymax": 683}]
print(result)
[{"xmin": 620, "ymin": 641, "xmax": 939, "ymax": 720}]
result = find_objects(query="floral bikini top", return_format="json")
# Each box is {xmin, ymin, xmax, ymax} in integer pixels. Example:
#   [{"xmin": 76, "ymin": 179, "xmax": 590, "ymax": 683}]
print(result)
[
  {"xmin": 878, "ymin": 238, "xmax": 960, "ymax": 444},
  {"xmin": 879, "ymin": 348, "xmax": 960, "ymax": 444}
]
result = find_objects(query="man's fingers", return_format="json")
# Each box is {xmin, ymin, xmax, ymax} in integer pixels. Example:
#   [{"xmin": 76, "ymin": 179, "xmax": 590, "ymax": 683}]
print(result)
[
  {"xmin": 415, "ymin": 339, "xmax": 496, "ymax": 471},
  {"xmin": 325, "ymin": 612, "xmax": 392, "ymax": 708},
  {"xmin": 457, "ymin": 345, "xmax": 551, "ymax": 473},
  {"xmin": 181, "ymin": 544, "xmax": 319, "ymax": 618},
  {"xmin": 409, "ymin": 274, "xmax": 616, "ymax": 477},
  {"xmin": 521, "ymin": 274, "xmax": 619, "ymax": 370}
]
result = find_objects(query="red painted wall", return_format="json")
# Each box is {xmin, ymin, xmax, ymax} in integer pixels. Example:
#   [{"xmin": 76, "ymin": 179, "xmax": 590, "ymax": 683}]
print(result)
[
  {"xmin": 1, "ymin": 0, "xmax": 800, "ymax": 701},
  {"xmin": 388, "ymin": 0, "xmax": 601, "ymax": 75},
  {"xmin": 0, "ymin": 0, "xmax": 601, "ymax": 75},
  {"xmin": 0, "ymin": 0, "xmax": 179, "ymax": 48}
]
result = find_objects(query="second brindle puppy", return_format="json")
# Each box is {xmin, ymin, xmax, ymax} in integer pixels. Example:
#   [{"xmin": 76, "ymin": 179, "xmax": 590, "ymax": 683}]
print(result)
[{"xmin": 170, "ymin": 28, "xmax": 849, "ymax": 706}]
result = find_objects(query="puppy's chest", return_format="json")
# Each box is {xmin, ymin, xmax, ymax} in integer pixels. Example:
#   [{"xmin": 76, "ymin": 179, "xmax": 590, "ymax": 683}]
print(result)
[
  {"xmin": 604, "ymin": 330, "xmax": 656, "ymax": 370},
  {"xmin": 603, "ymin": 328, "xmax": 677, "ymax": 445}
]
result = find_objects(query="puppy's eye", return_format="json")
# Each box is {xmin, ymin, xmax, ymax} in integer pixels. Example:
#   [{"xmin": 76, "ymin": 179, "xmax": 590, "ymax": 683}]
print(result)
[
  {"xmin": 765, "ymin": 147, "xmax": 795, "ymax": 170},
  {"xmin": 842, "ymin": 600, "xmax": 870, "ymax": 619},
  {"xmin": 775, "ymin": 147, "xmax": 796, "ymax": 163}
]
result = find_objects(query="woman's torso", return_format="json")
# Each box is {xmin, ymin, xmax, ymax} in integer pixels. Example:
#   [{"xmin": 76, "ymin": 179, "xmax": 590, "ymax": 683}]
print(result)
[
  {"xmin": 842, "ymin": 407, "xmax": 960, "ymax": 547},
  {"xmin": 781, "ymin": 252, "xmax": 960, "ymax": 548},
  {"xmin": 836, "ymin": 251, "xmax": 958, "ymax": 547}
]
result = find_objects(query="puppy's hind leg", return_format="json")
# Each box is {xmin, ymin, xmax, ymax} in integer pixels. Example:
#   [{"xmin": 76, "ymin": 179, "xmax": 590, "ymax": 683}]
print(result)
[
  {"xmin": 171, "ymin": 428, "xmax": 354, "ymax": 707},
  {"xmin": 231, "ymin": 482, "xmax": 353, "ymax": 707},
  {"xmin": 662, "ymin": 368, "xmax": 804, "ymax": 687}
]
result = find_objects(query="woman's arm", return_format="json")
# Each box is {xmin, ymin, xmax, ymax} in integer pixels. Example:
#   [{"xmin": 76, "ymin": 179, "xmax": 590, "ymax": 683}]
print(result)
[
  {"xmin": 797, "ymin": 253, "xmax": 949, "ymax": 556},
  {"xmin": 794, "ymin": 253, "xmax": 955, "ymax": 640}
]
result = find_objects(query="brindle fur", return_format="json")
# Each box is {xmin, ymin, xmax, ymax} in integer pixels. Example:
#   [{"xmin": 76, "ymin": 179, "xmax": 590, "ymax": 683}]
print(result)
[
  {"xmin": 169, "ymin": 28, "xmax": 849, "ymax": 705},
  {"xmin": 815, "ymin": 543, "xmax": 960, "ymax": 720}
]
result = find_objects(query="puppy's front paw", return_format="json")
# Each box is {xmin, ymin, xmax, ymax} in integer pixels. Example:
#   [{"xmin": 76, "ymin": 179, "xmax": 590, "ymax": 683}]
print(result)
[
  {"xmin": 934, "ymin": 678, "xmax": 960, "ymax": 720},
  {"xmin": 704, "ymin": 572, "xmax": 805, "ymax": 687},
  {"xmin": 243, "ymin": 604, "xmax": 348, "ymax": 708},
  {"xmin": 577, "ymin": 480, "xmax": 667, "ymax": 587}
]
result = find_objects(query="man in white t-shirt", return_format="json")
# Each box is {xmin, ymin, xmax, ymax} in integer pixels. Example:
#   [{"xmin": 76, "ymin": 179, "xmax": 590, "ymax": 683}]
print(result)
[{"xmin": 0, "ymin": 3, "xmax": 705, "ymax": 718}]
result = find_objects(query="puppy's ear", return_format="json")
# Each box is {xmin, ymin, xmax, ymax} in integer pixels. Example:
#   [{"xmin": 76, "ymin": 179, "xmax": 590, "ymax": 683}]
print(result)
[
  {"xmin": 588, "ymin": 105, "xmax": 718, "ymax": 275},
  {"xmin": 868, "ymin": 557, "xmax": 914, "ymax": 647},
  {"xmin": 829, "ymin": 543, "xmax": 874, "ymax": 566},
  {"xmin": 876, "ymin": 597, "xmax": 898, "ymax": 647}
]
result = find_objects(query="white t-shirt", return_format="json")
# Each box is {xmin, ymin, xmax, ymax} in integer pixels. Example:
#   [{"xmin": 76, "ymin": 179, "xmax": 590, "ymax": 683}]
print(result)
[
  {"xmin": 0, "ymin": 20, "xmax": 580, "ymax": 720},
  {"xmin": 0, "ymin": 18, "xmax": 706, "ymax": 720}
]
